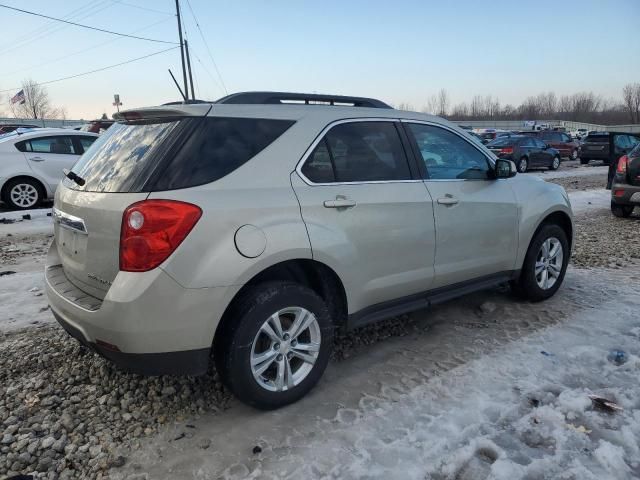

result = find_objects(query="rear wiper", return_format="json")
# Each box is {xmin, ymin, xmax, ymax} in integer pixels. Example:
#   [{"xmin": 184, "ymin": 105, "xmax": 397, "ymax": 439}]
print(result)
[{"xmin": 63, "ymin": 169, "xmax": 86, "ymax": 187}]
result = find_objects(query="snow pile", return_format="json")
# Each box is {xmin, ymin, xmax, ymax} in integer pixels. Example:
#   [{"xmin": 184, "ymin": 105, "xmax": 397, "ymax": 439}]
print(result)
[
  {"xmin": 221, "ymin": 267, "xmax": 640, "ymax": 480},
  {"xmin": 568, "ymin": 189, "xmax": 611, "ymax": 214},
  {"xmin": 0, "ymin": 270, "xmax": 52, "ymax": 332}
]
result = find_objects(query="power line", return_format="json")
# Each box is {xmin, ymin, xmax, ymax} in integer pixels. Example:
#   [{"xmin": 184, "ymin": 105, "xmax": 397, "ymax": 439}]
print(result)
[
  {"xmin": 4, "ymin": 17, "xmax": 173, "ymax": 77},
  {"xmin": 0, "ymin": 46, "xmax": 179, "ymax": 93},
  {"xmin": 184, "ymin": 0, "xmax": 228, "ymax": 94},
  {"xmin": 0, "ymin": 3, "xmax": 177, "ymax": 45},
  {"xmin": 112, "ymin": 0, "xmax": 173, "ymax": 16},
  {"xmin": 0, "ymin": 0, "xmax": 117, "ymax": 57}
]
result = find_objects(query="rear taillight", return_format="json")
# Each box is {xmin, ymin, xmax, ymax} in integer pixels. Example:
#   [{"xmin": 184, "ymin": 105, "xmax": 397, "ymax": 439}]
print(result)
[
  {"xmin": 120, "ymin": 200, "xmax": 202, "ymax": 272},
  {"xmin": 616, "ymin": 155, "xmax": 628, "ymax": 174},
  {"xmin": 499, "ymin": 147, "xmax": 514, "ymax": 154}
]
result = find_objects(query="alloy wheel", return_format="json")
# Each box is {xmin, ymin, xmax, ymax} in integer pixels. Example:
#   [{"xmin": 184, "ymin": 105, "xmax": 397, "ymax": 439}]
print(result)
[
  {"xmin": 552, "ymin": 157, "xmax": 560, "ymax": 169},
  {"xmin": 250, "ymin": 306, "xmax": 321, "ymax": 392},
  {"xmin": 10, "ymin": 183, "xmax": 38, "ymax": 208},
  {"xmin": 535, "ymin": 237, "xmax": 563, "ymax": 290},
  {"xmin": 518, "ymin": 158, "xmax": 528, "ymax": 172}
]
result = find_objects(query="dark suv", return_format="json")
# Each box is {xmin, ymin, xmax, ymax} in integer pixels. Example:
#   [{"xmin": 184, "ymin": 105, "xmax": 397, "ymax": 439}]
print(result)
[
  {"xmin": 487, "ymin": 135, "xmax": 561, "ymax": 172},
  {"xmin": 579, "ymin": 132, "xmax": 640, "ymax": 165},
  {"xmin": 610, "ymin": 143, "xmax": 640, "ymax": 217},
  {"xmin": 518, "ymin": 131, "xmax": 580, "ymax": 160}
]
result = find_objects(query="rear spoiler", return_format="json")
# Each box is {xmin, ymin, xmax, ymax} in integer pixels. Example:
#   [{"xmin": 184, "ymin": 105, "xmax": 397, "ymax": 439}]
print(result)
[{"xmin": 113, "ymin": 104, "xmax": 212, "ymax": 122}]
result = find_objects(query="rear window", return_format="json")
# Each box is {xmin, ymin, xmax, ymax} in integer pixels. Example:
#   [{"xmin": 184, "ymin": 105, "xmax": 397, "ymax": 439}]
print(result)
[
  {"xmin": 585, "ymin": 135, "xmax": 608, "ymax": 143},
  {"xmin": 487, "ymin": 137, "xmax": 516, "ymax": 147},
  {"xmin": 66, "ymin": 120, "xmax": 179, "ymax": 192}
]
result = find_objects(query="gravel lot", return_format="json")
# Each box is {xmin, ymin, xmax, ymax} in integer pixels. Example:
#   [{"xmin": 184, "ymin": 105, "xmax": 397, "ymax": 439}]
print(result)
[{"xmin": 0, "ymin": 170, "xmax": 638, "ymax": 479}]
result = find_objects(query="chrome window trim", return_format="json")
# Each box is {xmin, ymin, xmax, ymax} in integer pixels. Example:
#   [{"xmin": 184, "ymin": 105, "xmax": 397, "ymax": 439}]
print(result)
[
  {"xmin": 52, "ymin": 207, "xmax": 88, "ymax": 235},
  {"xmin": 294, "ymin": 118, "xmax": 423, "ymax": 186},
  {"xmin": 399, "ymin": 119, "xmax": 497, "ymax": 182}
]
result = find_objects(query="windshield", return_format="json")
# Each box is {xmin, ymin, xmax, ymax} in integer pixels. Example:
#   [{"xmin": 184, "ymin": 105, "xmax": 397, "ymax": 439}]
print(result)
[{"xmin": 67, "ymin": 120, "xmax": 180, "ymax": 192}]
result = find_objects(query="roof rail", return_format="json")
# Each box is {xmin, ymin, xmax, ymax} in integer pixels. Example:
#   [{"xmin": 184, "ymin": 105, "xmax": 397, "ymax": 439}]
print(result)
[{"xmin": 215, "ymin": 91, "xmax": 392, "ymax": 109}]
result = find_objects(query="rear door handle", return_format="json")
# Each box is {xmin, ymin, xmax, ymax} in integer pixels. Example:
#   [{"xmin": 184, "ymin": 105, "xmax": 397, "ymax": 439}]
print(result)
[
  {"xmin": 29, "ymin": 156, "xmax": 45, "ymax": 162},
  {"xmin": 324, "ymin": 198, "xmax": 356, "ymax": 209},
  {"xmin": 437, "ymin": 196, "xmax": 459, "ymax": 206}
]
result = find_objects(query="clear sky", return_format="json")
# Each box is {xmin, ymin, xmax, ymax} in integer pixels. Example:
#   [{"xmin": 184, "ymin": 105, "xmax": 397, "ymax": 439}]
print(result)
[{"xmin": 1, "ymin": 0, "xmax": 639, "ymax": 120}]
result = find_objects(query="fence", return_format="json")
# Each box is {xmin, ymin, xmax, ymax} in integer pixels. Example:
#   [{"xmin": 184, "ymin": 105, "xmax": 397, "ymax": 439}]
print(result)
[
  {"xmin": 452, "ymin": 119, "xmax": 640, "ymax": 134},
  {"xmin": 0, "ymin": 117, "xmax": 85, "ymax": 128}
]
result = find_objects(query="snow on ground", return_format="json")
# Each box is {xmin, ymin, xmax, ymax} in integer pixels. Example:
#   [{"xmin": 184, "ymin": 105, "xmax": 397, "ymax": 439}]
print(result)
[
  {"xmin": 0, "ymin": 270, "xmax": 51, "ymax": 332},
  {"xmin": 0, "ymin": 207, "xmax": 52, "ymax": 236},
  {"xmin": 530, "ymin": 164, "xmax": 608, "ymax": 180},
  {"xmin": 115, "ymin": 266, "xmax": 640, "ymax": 480},
  {"xmin": 568, "ymin": 189, "xmax": 611, "ymax": 214}
]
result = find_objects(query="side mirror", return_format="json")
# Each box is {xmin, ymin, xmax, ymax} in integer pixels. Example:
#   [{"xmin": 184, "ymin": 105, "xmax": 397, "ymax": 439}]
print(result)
[{"xmin": 495, "ymin": 158, "xmax": 516, "ymax": 178}]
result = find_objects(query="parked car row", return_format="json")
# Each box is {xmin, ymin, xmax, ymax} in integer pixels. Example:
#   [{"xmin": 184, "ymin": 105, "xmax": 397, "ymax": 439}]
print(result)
[
  {"xmin": 610, "ymin": 141, "xmax": 640, "ymax": 218},
  {"xmin": 0, "ymin": 128, "xmax": 98, "ymax": 209}
]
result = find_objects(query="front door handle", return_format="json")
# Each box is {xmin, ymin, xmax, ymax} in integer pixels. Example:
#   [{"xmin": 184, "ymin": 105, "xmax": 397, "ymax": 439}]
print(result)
[
  {"xmin": 324, "ymin": 197, "xmax": 356, "ymax": 209},
  {"xmin": 29, "ymin": 156, "xmax": 45, "ymax": 162},
  {"xmin": 437, "ymin": 196, "xmax": 459, "ymax": 206}
]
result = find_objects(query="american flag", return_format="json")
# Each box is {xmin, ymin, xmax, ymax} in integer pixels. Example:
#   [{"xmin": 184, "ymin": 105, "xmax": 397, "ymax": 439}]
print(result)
[{"xmin": 10, "ymin": 89, "xmax": 25, "ymax": 105}]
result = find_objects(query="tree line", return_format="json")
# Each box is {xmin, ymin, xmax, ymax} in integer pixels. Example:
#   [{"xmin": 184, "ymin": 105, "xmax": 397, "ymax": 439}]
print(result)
[{"xmin": 399, "ymin": 83, "xmax": 640, "ymax": 125}]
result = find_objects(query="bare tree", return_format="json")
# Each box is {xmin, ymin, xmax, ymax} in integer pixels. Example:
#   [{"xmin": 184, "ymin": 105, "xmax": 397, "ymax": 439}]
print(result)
[
  {"xmin": 8, "ymin": 79, "xmax": 61, "ymax": 120},
  {"xmin": 622, "ymin": 83, "xmax": 640, "ymax": 124},
  {"xmin": 436, "ymin": 88, "xmax": 449, "ymax": 116},
  {"xmin": 421, "ymin": 95, "xmax": 438, "ymax": 115},
  {"xmin": 397, "ymin": 102, "xmax": 415, "ymax": 112}
]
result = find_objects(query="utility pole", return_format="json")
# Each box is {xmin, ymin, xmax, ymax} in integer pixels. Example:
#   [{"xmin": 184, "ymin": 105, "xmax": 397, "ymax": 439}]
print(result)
[
  {"xmin": 175, "ymin": 0, "xmax": 188, "ymax": 102},
  {"xmin": 184, "ymin": 39, "xmax": 195, "ymax": 101}
]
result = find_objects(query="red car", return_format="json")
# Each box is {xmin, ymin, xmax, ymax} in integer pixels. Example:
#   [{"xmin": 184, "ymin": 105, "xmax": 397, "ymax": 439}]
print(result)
[{"xmin": 518, "ymin": 130, "xmax": 580, "ymax": 160}]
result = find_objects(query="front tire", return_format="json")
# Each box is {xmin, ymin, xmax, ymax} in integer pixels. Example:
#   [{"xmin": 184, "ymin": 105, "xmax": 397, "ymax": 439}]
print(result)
[
  {"xmin": 517, "ymin": 157, "xmax": 528, "ymax": 173},
  {"xmin": 2, "ymin": 178, "xmax": 43, "ymax": 210},
  {"xmin": 513, "ymin": 224, "xmax": 569, "ymax": 302},
  {"xmin": 215, "ymin": 282, "xmax": 334, "ymax": 410},
  {"xmin": 611, "ymin": 202, "xmax": 634, "ymax": 218},
  {"xmin": 549, "ymin": 156, "xmax": 560, "ymax": 170}
]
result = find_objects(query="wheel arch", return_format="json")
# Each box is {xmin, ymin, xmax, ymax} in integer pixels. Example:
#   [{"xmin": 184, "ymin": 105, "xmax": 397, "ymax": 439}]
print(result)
[
  {"xmin": 526, "ymin": 210, "xmax": 573, "ymax": 259},
  {"xmin": 213, "ymin": 259, "xmax": 348, "ymax": 347},
  {"xmin": 1, "ymin": 175, "xmax": 50, "ymax": 203}
]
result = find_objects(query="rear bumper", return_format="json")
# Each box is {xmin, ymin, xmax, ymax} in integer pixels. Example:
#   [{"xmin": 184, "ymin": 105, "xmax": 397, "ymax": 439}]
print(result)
[
  {"xmin": 45, "ymin": 241, "xmax": 241, "ymax": 376},
  {"xmin": 53, "ymin": 310, "xmax": 210, "ymax": 375},
  {"xmin": 611, "ymin": 182, "xmax": 640, "ymax": 206}
]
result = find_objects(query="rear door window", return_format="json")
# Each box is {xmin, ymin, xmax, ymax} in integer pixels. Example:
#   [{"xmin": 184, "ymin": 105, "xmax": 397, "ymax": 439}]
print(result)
[
  {"xmin": 29, "ymin": 136, "xmax": 78, "ymax": 154},
  {"xmin": 300, "ymin": 121, "xmax": 412, "ymax": 183}
]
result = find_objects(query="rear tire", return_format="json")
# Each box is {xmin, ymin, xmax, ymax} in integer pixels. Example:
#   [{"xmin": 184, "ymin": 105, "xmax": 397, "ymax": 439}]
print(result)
[
  {"xmin": 1, "ymin": 177, "xmax": 44, "ymax": 210},
  {"xmin": 611, "ymin": 202, "xmax": 634, "ymax": 218},
  {"xmin": 549, "ymin": 156, "xmax": 560, "ymax": 170},
  {"xmin": 517, "ymin": 157, "xmax": 528, "ymax": 173},
  {"xmin": 571, "ymin": 149, "xmax": 578, "ymax": 160},
  {"xmin": 215, "ymin": 282, "xmax": 334, "ymax": 410},
  {"xmin": 513, "ymin": 224, "xmax": 569, "ymax": 302}
]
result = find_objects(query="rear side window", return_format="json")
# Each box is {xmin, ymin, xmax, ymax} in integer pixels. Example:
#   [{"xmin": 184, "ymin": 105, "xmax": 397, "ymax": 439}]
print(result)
[
  {"xmin": 301, "ymin": 122, "xmax": 411, "ymax": 183},
  {"xmin": 152, "ymin": 117, "xmax": 294, "ymax": 191}
]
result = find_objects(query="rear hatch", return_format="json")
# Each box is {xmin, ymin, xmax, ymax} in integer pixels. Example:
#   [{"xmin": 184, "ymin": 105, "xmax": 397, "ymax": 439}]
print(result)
[
  {"xmin": 53, "ymin": 105, "xmax": 211, "ymax": 299},
  {"xmin": 582, "ymin": 134, "xmax": 609, "ymax": 157}
]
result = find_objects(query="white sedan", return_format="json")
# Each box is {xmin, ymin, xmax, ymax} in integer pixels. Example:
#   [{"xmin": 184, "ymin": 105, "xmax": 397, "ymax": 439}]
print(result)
[{"xmin": 0, "ymin": 128, "xmax": 98, "ymax": 209}]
